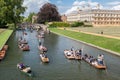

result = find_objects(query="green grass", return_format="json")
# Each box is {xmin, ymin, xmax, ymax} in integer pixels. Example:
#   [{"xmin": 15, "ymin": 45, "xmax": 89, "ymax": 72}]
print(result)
[
  {"xmin": 50, "ymin": 28, "xmax": 120, "ymax": 53},
  {"xmin": 0, "ymin": 29, "xmax": 13, "ymax": 50},
  {"xmin": 71, "ymin": 27, "xmax": 120, "ymax": 37}
]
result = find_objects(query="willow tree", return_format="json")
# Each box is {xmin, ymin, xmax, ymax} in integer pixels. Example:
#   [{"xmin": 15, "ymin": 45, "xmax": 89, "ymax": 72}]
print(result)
[{"xmin": 37, "ymin": 3, "xmax": 61, "ymax": 23}]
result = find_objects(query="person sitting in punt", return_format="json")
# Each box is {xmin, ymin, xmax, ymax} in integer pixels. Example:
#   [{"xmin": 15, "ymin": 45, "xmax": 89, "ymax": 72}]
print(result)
[
  {"xmin": 19, "ymin": 63, "xmax": 25, "ymax": 70},
  {"xmin": 42, "ymin": 54, "xmax": 45, "ymax": 57},
  {"xmin": 21, "ymin": 44, "xmax": 25, "ymax": 48},
  {"xmin": 45, "ymin": 54, "xmax": 47, "ymax": 58},
  {"xmin": 86, "ymin": 56, "xmax": 91, "ymax": 62},
  {"xmin": 71, "ymin": 47, "xmax": 74, "ymax": 51},
  {"xmin": 78, "ymin": 49, "xmax": 82, "ymax": 55},
  {"xmin": 84, "ymin": 54, "xmax": 88, "ymax": 59},
  {"xmin": 91, "ymin": 59, "xmax": 98, "ymax": 66},
  {"xmin": 75, "ymin": 50, "xmax": 81, "ymax": 56},
  {"xmin": 67, "ymin": 51, "xmax": 72, "ymax": 56},
  {"xmin": 89, "ymin": 56, "xmax": 94, "ymax": 63}
]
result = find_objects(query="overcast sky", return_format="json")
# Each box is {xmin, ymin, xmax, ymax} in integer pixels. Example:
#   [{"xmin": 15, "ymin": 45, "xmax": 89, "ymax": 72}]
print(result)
[{"xmin": 23, "ymin": 0, "xmax": 120, "ymax": 17}]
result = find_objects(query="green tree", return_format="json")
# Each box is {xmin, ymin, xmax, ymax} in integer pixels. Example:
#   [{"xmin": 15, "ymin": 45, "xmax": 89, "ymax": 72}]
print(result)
[
  {"xmin": 26, "ymin": 12, "xmax": 36, "ymax": 23},
  {"xmin": 0, "ymin": 0, "xmax": 7, "ymax": 27},
  {"xmin": 0, "ymin": 0, "xmax": 26, "ymax": 29}
]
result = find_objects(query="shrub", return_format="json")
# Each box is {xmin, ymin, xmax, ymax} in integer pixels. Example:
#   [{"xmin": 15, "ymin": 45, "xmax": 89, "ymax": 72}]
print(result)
[
  {"xmin": 84, "ymin": 25, "xmax": 93, "ymax": 27},
  {"xmin": 49, "ymin": 22, "xmax": 70, "ymax": 27},
  {"xmin": 71, "ymin": 22, "xmax": 84, "ymax": 27}
]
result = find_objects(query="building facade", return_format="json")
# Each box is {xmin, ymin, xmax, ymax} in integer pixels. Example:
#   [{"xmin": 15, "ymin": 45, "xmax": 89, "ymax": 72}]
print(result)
[
  {"xmin": 67, "ymin": 9, "xmax": 120, "ymax": 27},
  {"xmin": 67, "ymin": 12, "xmax": 80, "ymax": 22},
  {"xmin": 61, "ymin": 15, "xmax": 67, "ymax": 22}
]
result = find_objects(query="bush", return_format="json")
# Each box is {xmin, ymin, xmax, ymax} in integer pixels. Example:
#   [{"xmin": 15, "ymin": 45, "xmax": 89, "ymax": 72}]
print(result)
[
  {"xmin": 49, "ymin": 22, "xmax": 70, "ymax": 28},
  {"xmin": 71, "ymin": 22, "xmax": 84, "ymax": 27},
  {"xmin": 49, "ymin": 23, "xmax": 57, "ymax": 28}
]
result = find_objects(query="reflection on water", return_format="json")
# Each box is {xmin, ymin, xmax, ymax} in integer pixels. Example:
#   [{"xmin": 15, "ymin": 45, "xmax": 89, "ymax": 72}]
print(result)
[{"xmin": 0, "ymin": 30, "xmax": 120, "ymax": 80}]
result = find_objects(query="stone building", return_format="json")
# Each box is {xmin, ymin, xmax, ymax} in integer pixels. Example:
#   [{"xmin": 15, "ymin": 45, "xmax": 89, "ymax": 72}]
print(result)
[
  {"xmin": 67, "ymin": 9, "xmax": 120, "ymax": 27},
  {"xmin": 61, "ymin": 14, "xmax": 67, "ymax": 22}
]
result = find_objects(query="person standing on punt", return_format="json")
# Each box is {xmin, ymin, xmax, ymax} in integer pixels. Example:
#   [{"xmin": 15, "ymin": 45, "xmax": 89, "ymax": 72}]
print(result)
[{"xmin": 97, "ymin": 54, "xmax": 104, "ymax": 65}]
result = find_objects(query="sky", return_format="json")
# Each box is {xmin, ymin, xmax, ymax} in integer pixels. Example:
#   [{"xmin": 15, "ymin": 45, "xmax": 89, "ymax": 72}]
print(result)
[{"xmin": 23, "ymin": 0, "xmax": 120, "ymax": 17}]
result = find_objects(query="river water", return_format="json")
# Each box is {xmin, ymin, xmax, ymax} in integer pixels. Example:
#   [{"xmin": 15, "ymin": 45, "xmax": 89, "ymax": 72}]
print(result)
[{"xmin": 0, "ymin": 30, "xmax": 120, "ymax": 80}]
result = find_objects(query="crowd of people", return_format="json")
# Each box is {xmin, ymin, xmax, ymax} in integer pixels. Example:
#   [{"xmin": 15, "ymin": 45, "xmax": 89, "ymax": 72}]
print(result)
[{"xmin": 83, "ymin": 54, "xmax": 104, "ymax": 66}]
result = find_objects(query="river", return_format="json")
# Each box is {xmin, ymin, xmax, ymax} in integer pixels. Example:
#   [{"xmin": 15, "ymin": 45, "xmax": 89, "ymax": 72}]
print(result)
[{"xmin": 0, "ymin": 30, "xmax": 120, "ymax": 80}]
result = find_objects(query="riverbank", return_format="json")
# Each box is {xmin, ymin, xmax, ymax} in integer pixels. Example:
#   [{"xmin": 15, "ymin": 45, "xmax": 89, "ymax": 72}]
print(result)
[
  {"xmin": 0, "ymin": 29, "xmax": 13, "ymax": 50},
  {"xmin": 50, "ymin": 28, "xmax": 120, "ymax": 56}
]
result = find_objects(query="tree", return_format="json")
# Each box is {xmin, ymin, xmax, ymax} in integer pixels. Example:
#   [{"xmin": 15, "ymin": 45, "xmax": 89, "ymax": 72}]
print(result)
[
  {"xmin": 26, "ymin": 12, "xmax": 36, "ymax": 23},
  {"xmin": 0, "ymin": 0, "xmax": 26, "ymax": 28},
  {"xmin": 0, "ymin": 0, "xmax": 7, "ymax": 27},
  {"xmin": 37, "ymin": 3, "xmax": 61, "ymax": 23}
]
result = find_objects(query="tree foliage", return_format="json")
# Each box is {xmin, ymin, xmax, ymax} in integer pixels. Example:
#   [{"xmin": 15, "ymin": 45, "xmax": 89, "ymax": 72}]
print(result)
[
  {"xmin": 0, "ymin": 0, "xmax": 26, "ymax": 28},
  {"xmin": 37, "ymin": 3, "xmax": 61, "ymax": 23},
  {"xmin": 71, "ymin": 22, "xmax": 84, "ymax": 27},
  {"xmin": 49, "ymin": 22, "xmax": 70, "ymax": 28},
  {"xmin": 26, "ymin": 12, "xmax": 36, "ymax": 23}
]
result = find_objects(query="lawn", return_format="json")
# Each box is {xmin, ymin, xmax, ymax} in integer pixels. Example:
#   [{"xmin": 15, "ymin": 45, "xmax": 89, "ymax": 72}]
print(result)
[
  {"xmin": 71, "ymin": 27, "xmax": 120, "ymax": 37},
  {"xmin": 0, "ymin": 29, "xmax": 13, "ymax": 50},
  {"xmin": 50, "ymin": 28, "xmax": 120, "ymax": 54}
]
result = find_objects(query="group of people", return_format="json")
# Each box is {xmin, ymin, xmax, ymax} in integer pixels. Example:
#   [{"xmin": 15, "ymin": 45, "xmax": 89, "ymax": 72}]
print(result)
[
  {"xmin": 65, "ymin": 47, "xmax": 82, "ymax": 56},
  {"xmin": 18, "ymin": 63, "xmax": 32, "ymax": 73},
  {"xmin": 83, "ymin": 54, "xmax": 104, "ymax": 66},
  {"xmin": 18, "ymin": 36, "xmax": 29, "ymax": 50}
]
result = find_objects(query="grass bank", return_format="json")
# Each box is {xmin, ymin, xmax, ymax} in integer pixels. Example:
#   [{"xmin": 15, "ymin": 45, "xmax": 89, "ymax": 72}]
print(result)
[
  {"xmin": 0, "ymin": 29, "xmax": 13, "ymax": 50},
  {"xmin": 50, "ymin": 28, "xmax": 120, "ymax": 54}
]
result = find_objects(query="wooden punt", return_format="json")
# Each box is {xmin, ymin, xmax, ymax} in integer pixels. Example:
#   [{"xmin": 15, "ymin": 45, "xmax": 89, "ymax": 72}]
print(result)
[
  {"xmin": 74, "ymin": 53, "xmax": 82, "ymax": 60},
  {"xmin": 83, "ymin": 57, "xmax": 106, "ymax": 69},
  {"xmin": 17, "ymin": 63, "xmax": 32, "ymax": 76},
  {"xmin": 18, "ymin": 44, "xmax": 30, "ymax": 51},
  {"xmin": 0, "ymin": 45, "xmax": 8, "ymax": 60},
  {"xmin": 64, "ymin": 50, "xmax": 75, "ymax": 60},
  {"xmin": 38, "ymin": 46, "xmax": 47, "ymax": 53},
  {"xmin": 40, "ymin": 54, "xmax": 49, "ymax": 63},
  {"xmin": 0, "ymin": 50, "xmax": 6, "ymax": 60},
  {"xmin": 2, "ymin": 45, "xmax": 8, "ymax": 51}
]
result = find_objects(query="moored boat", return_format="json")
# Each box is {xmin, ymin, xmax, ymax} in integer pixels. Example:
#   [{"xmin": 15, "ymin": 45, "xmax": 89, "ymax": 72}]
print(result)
[
  {"xmin": 40, "ymin": 54, "xmax": 49, "ymax": 63},
  {"xmin": 2, "ymin": 45, "xmax": 8, "ymax": 51},
  {"xmin": 17, "ymin": 63, "xmax": 32, "ymax": 76},
  {"xmin": 0, "ymin": 45, "xmax": 8, "ymax": 60},
  {"xmin": 0, "ymin": 50, "xmax": 6, "ymax": 60}
]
